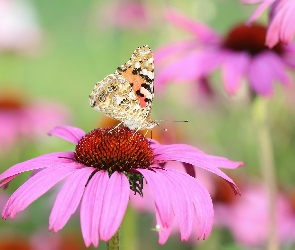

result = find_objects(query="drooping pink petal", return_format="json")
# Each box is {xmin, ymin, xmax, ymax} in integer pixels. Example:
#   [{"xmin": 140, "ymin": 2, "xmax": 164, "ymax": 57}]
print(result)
[
  {"xmin": 221, "ymin": 51, "xmax": 250, "ymax": 94},
  {"xmin": 248, "ymin": 51, "xmax": 290, "ymax": 95},
  {"xmin": 266, "ymin": 0, "xmax": 295, "ymax": 47},
  {"xmin": 155, "ymin": 49, "xmax": 202, "ymax": 86},
  {"xmin": 48, "ymin": 126, "xmax": 85, "ymax": 144},
  {"xmin": 246, "ymin": 0, "xmax": 276, "ymax": 24},
  {"xmin": 137, "ymin": 169, "xmax": 174, "ymax": 244},
  {"xmin": 264, "ymin": 52, "xmax": 291, "ymax": 86},
  {"xmin": 166, "ymin": 169, "xmax": 214, "ymax": 239},
  {"xmin": 278, "ymin": 0, "xmax": 295, "ymax": 43},
  {"xmin": 154, "ymin": 41, "xmax": 196, "ymax": 65},
  {"xmin": 152, "ymin": 144, "xmax": 242, "ymax": 194},
  {"xmin": 160, "ymin": 169, "xmax": 195, "ymax": 241},
  {"xmin": 138, "ymin": 168, "xmax": 214, "ymax": 243},
  {"xmin": 156, "ymin": 48, "xmax": 222, "ymax": 87},
  {"xmin": 152, "ymin": 143, "xmax": 244, "ymax": 169},
  {"xmin": 165, "ymin": 8, "xmax": 221, "ymax": 43},
  {"xmin": 99, "ymin": 172, "xmax": 130, "ymax": 241},
  {"xmin": 80, "ymin": 171, "xmax": 109, "ymax": 248},
  {"xmin": 0, "ymin": 175, "xmax": 19, "ymax": 189},
  {"xmin": 248, "ymin": 54, "xmax": 273, "ymax": 96},
  {"xmin": 0, "ymin": 152, "xmax": 75, "ymax": 186},
  {"xmin": 154, "ymin": 211, "xmax": 173, "ymax": 244},
  {"xmin": 199, "ymin": 155, "xmax": 245, "ymax": 170},
  {"xmin": 2, "ymin": 164, "xmax": 78, "ymax": 219},
  {"xmin": 283, "ymin": 43, "xmax": 295, "ymax": 68},
  {"xmin": 266, "ymin": 3, "xmax": 286, "ymax": 47},
  {"xmin": 49, "ymin": 167, "xmax": 95, "ymax": 232}
]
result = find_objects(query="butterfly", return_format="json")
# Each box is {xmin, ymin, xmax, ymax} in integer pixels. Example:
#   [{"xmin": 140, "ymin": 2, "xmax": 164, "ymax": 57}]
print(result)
[{"xmin": 89, "ymin": 45, "xmax": 157, "ymax": 131}]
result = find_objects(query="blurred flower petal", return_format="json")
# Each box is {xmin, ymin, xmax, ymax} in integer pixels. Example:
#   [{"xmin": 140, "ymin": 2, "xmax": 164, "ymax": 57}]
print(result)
[{"xmin": 48, "ymin": 126, "xmax": 86, "ymax": 144}]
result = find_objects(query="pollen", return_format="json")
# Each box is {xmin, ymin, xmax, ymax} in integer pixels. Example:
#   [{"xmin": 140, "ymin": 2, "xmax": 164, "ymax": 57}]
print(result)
[{"xmin": 74, "ymin": 126, "xmax": 154, "ymax": 173}]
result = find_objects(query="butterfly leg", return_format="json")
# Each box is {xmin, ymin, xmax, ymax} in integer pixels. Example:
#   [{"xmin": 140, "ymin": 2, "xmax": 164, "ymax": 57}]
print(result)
[
  {"xmin": 143, "ymin": 130, "xmax": 149, "ymax": 137},
  {"xmin": 108, "ymin": 122, "xmax": 123, "ymax": 133},
  {"xmin": 132, "ymin": 128, "xmax": 141, "ymax": 137}
]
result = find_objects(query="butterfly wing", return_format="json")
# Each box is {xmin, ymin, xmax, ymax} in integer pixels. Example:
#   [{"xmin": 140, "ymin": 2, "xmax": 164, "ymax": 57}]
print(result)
[
  {"xmin": 89, "ymin": 45, "xmax": 156, "ymax": 130},
  {"xmin": 116, "ymin": 45, "xmax": 154, "ymax": 112},
  {"xmin": 89, "ymin": 74, "xmax": 139, "ymax": 119}
]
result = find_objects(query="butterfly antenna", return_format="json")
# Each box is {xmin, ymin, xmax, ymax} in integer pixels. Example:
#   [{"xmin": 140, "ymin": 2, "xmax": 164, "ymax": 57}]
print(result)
[
  {"xmin": 155, "ymin": 120, "xmax": 189, "ymax": 123},
  {"xmin": 155, "ymin": 122, "xmax": 168, "ymax": 131},
  {"xmin": 108, "ymin": 122, "xmax": 123, "ymax": 133},
  {"xmin": 155, "ymin": 120, "xmax": 188, "ymax": 131}
]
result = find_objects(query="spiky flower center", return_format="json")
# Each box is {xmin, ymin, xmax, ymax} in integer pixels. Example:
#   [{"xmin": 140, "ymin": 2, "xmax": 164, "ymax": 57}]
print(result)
[
  {"xmin": 222, "ymin": 23, "xmax": 283, "ymax": 55},
  {"xmin": 74, "ymin": 126, "xmax": 154, "ymax": 195},
  {"xmin": 0, "ymin": 95, "xmax": 24, "ymax": 110},
  {"xmin": 74, "ymin": 126, "xmax": 153, "ymax": 172}
]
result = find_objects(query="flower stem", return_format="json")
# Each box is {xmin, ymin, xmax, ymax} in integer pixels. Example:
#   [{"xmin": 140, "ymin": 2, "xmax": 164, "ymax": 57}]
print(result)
[
  {"xmin": 252, "ymin": 97, "xmax": 278, "ymax": 250},
  {"xmin": 121, "ymin": 206, "xmax": 137, "ymax": 250},
  {"xmin": 106, "ymin": 227, "xmax": 120, "ymax": 250}
]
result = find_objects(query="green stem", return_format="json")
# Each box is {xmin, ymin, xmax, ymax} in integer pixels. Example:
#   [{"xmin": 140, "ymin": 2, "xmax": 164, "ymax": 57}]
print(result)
[
  {"xmin": 106, "ymin": 227, "xmax": 120, "ymax": 250},
  {"xmin": 121, "ymin": 206, "xmax": 137, "ymax": 250},
  {"xmin": 252, "ymin": 97, "xmax": 278, "ymax": 250}
]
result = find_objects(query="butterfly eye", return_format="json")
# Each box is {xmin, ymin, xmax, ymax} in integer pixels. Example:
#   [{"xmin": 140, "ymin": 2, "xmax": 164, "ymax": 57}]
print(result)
[{"xmin": 98, "ymin": 95, "xmax": 106, "ymax": 102}]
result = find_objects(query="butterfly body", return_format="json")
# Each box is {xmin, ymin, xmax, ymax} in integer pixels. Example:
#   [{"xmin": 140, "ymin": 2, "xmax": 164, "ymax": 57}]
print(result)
[{"xmin": 89, "ymin": 45, "xmax": 157, "ymax": 131}]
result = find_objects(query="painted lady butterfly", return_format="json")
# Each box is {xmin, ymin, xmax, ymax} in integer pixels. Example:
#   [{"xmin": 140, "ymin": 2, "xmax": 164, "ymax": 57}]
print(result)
[{"xmin": 89, "ymin": 45, "xmax": 157, "ymax": 131}]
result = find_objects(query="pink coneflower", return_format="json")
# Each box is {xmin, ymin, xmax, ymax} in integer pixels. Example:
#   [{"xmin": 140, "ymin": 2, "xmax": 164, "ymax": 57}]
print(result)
[
  {"xmin": 214, "ymin": 182, "xmax": 295, "ymax": 247},
  {"xmin": 0, "ymin": 91, "xmax": 70, "ymax": 156},
  {"xmin": 31, "ymin": 231, "xmax": 87, "ymax": 250},
  {"xmin": 0, "ymin": 235, "xmax": 31, "ymax": 250},
  {"xmin": 241, "ymin": 0, "xmax": 295, "ymax": 48},
  {"xmin": 0, "ymin": 232, "xmax": 87, "ymax": 250},
  {"xmin": 155, "ymin": 9, "xmax": 295, "ymax": 97},
  {"xmin": 0, "ymin": 0, "xmax": 42, "ymax": 54},
  {"xmin": 97, "ymin": 0, "xmax": 150, "ymax": 31},
  {"xmin": 0, "ymin": 125, "xmax": 242, "ymax": 247}
]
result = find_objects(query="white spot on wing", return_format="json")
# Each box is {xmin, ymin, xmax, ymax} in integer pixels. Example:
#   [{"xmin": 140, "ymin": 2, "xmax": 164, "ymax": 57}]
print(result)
[
  {"xmin": 140, "ymin": 87, "xmax": 152, "ymax": 99},
  {"xmin": 141, "ymin": 69, "xmax": 148, "ymax": 75},
  {"xmin": 147, "ymin": 71, "xmax": 154, "ymax": 80}
]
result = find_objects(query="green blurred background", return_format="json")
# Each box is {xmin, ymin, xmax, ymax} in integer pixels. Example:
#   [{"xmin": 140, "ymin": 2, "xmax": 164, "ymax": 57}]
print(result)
[{"xmin": 1, "ymin": 0, "xmax": 295, "ymax": 249}]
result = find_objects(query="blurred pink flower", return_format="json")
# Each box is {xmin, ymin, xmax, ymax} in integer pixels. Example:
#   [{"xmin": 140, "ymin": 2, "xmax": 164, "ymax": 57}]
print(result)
[
  {"xmin": 155, "ymin": 9, "xmax": 295, "ymax": 97},
  {"xmin": 214, "ymin": 183, "xmax": 295, "ymax": 247},
  {"xmin": 0, "ymin": 91, "xmax": 70, "ymax": 156},
  {"xmin": 0, "ymin": 125, "xmax": 242, "ymax": 247},
  {"xmin": 31, "ymin": 231, "xmax": 87, "ymax": 250},
  {"xmin": 97, "ymin": 0, "xmax": 150, "ymax": 31},
  {"xmin": 242, "ymin": 0, "xmax": 295, "ymax": 48},
  {"xmin": 0, "ymin": 234, "xmax": 32, "ymax": 250},
  {"xmin": 0, "ymin": 231, "xmax": 86, "ymax": 250},
  {"xmin": 0, "ymin": 0, "xmax": 42, "ymax": 54}
]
